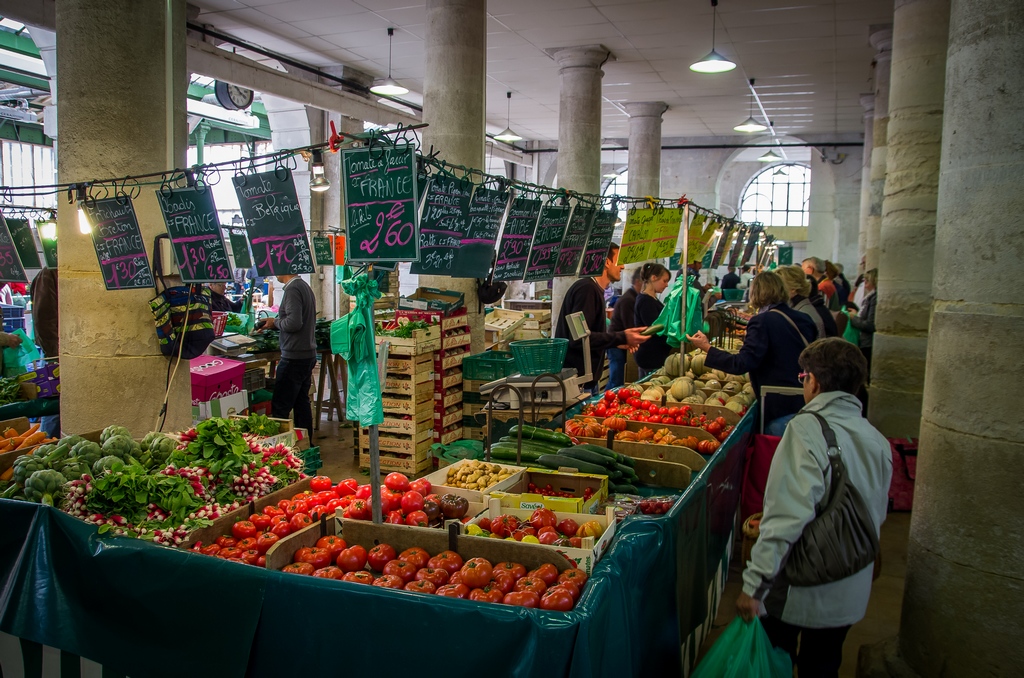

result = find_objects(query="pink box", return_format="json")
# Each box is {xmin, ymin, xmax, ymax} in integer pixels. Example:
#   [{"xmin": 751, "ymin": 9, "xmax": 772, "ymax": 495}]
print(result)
[{"xmin": 190, "ymin": 356, "xmax": 245, "ymax": 406}]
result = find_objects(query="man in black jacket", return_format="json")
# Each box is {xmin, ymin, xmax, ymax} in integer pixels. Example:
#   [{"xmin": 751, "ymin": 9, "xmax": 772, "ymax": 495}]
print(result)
[{"xmin": 555, "ymin": 244, "xmax": 649, "ymax": 392}]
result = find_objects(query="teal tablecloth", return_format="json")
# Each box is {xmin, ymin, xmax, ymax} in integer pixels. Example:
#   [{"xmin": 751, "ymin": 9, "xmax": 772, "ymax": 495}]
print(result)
[{"xmin": 0, "ymin": 397, "xmax": 59, "ymax": 420}]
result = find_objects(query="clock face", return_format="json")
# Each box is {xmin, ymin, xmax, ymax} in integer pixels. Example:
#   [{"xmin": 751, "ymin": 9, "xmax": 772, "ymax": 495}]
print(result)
[{"xmin": 227, "ymin": 84, "xmax": 252, "ymax": 108}]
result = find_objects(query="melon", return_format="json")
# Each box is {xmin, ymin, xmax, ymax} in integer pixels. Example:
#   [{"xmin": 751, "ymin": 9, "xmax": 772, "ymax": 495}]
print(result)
[
  {"xmin": 725, "ymin": 401, "xmax": 745, "ymax": 414},
  {"xmin": 690, "ymin": 353, "xmax": 707, "ymax": 376},
  {"xmin": 664, "ymin": 353, "xmax": 681, "ymax": 377},
  {"xmin": 670, "ymin": 379, "xmax": 696, "ymax": 400},
  {"xmin": 709, "ymin": 369, "xmax": 727, "ymax": 381},
  {"xmin": 722, "ymin": 382, "xmax": 740, "ymax": 394},
  {"xmin": 742, "ymin": 382, "xmax": 755, "ymax": 395},
  {"xmin": 684, "ymin": 354, "xmax": 692, "ymax": 373},
  {"xmin": 704, "ymin": 379, "xmax": 722, "ymax": 390},
  {"xmin": 682, "ymin": 396, "xmax": 704, "ymax": 404}
]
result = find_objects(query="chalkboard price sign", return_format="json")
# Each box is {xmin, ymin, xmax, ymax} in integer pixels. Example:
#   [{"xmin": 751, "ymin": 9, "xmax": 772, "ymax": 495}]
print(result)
[
  {"xmin": 523, "ymin": 202, "xmax": 571, "ymax": 283},
  {"xmin": 618, "ymin": 208, "xmax": 656, "ymax": 265},
  {"xmin": 648, "ymin": 208, "xmax": 683, "ymax": 260},
  {"xmin": 410, "ymin": 174, "xmax": 474, "ymax": 276},
  {"xmin": 232, "ymin": 169, "xmax": 314, "ymax": 277},
  {"xmin": 81, "ymin": 197, "xmax": 154, "ymax": 291},
  {"xmin": 493, "ymin": 196, "xmax": 542, "ymax": 281},
  {"xmin": 342, "ymin": 144, "xmax": 419, "ymax": 264},
  {"xmin": 7, "ymin": 219, "xmax": 41, "ymax": 270},
  {"xmin": 577, "ymin": 209, "xmax": 617, "ymax": 277},
  {"xmin": 228, "ymin": 230, "xmax": 252, "ymax": 269},
  {"xmin": 553, "ymin": 205, "xmax": 595, "ymax": 277},
  {"xmin": 312, "ymin": 235, "xmax": 335, "ymax": 266},
  {"xmin": 156, "ymin": 186, "xmax": 231, "ymax": 283},
  {"xmin": 458, "ymin": 185, "xmax": 508, "ymax": 279},
  {"xmin": 0, "ymin": 214, "xmax": 27, "ymax": 284}
]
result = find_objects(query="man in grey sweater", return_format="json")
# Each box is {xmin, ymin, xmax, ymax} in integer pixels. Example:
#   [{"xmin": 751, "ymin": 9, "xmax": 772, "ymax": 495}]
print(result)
[{"xmin": 258, "ymin": 274, "xmax": 317, "ymax": 434}]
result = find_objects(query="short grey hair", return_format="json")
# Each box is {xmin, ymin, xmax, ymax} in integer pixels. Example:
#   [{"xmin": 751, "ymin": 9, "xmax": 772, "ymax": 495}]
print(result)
[{"xmin": 802, "ymin": 256, "xmax": 825, "ymax": 274}]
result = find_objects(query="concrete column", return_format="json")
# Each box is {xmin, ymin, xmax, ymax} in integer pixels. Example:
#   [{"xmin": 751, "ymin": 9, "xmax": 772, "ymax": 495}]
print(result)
[
  {"xmin": 868, "ymin": 0, "xmax": 949, "ymax": 438},
  {"xmin": 549, "ymin": 45, "xmax": 609, "ymax": 323},
  {"xmin": 622, "ymin": 101, "xmax": 667, "ymax": 286},
  {"xmin": 896, "ymin": 0, "xmax": 1024, "ymax": 674},
  {"xmin": 857, "ymin": 94, "xmax": 875, "ymax": 271},
  {"xmin": 864, "ymin": 26, "xmax": 893, "ymax": 271},
  {"xmin": 56, "ymin": 0, "xmax": 189, "ymax": 433},
  {"xmin": 420, "ymin": 0, "xmax": 486, "ymax": 353}
]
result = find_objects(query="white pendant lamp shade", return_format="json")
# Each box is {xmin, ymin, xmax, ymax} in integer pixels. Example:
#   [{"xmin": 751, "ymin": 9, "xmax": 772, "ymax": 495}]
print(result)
[
  {"xmin": 758, "ymin": 149, "xmax": 783, "ymax": 162},
  {"xmin": 495, "ymin": 91, "xmax": 522, "ymax": 143},
  {"xmin": 309, "ymin": 149, "xmax": 330, "ymax": 192},
  {"xmin": 690, "ymin": 1, "xmax": 735, "ymax": 74},
  {"xmin": 734, "ymin": 116, "xmax": 767, "ymax": 133},
  {"xmin": 370, "ymin": 28, "xmax": 409, "ymax": 96}
]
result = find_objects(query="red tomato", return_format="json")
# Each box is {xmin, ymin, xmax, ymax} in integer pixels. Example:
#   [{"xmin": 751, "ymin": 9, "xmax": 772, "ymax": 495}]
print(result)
[
  {"xmin": 270, "ymin": 521, "xmax": 292, "ymax": 538},
  {"xmin": 342, "ymin": 571, "xmax": 374, "ymax": 585},
  {"xmin": 398, "ymin": 547, "xmax": 430, "ymax": 569},
  {"xmin": 706, "ymin": 421, "xmax": 723, "ymax": 435},
  {"xmin": 277, "ymin": 499, "xmax": 291, "ymax": 511},
  {"xmin": 493, "ymin": 561, "xmax": 527, "ymax": 580},
  {"xmin": 553, "ymin": 580, "xmax": 580, "ymax": 601},
  {"xmin": 538, "ymin": 531, "xmax": 559, "ymax": 545},
  {"xmin": 312, "ymin": 566, "xmax": 343, "ymax": 579},
  {"xmin": 346, "ymin": 499, "xmax": 371, "ymax": 521},
  {"xmin": 282, "ymin": 562, "xmax": 315, "ymax": 575},
  {"xmin": 299, "ymin": 547, "xmax": 333, "ymax": 570},
  {"xmin": 400, "ymin": 490, "xmax": 424, "ymax": 514},
  {"xmin": 604, "ymin": 390, "xmax": 616, "ymax": 403},
  {"xmin": 556, "ymin": 519, "xmax": 579, "ymax": 537},
  {"xmin": 309, "ymin": 476, "xmax": 333, "ymax": 492},
  {"xmin": 657, "ymin": 406, "xmax": 668, "ymax": 415},
  {"xmin": 503, "ymin": 591, "xmax": 540, "ymax": 607},
  {"xmin": 435, "ymin": 584, "xmax": 470, "ymax": 599},
  {"xmin": 490, "ymin": 514, "xmax": 520, "ymax": 538},
  {"xmin": 294, "ymin": 500, "xmax": 313, "ymax": 518},
  {"xmin": 367, "ymin": 543, "xmax": 397, "ymax": 571},
  {"xmin": 460, "ymin": 558, "xmax": 493, "ymax": 588},
  {"xmin": 383, "ymin": 559, "xmax": 418, "ymax": 583},
  {"xmin": 291, "ymin": 491, "xmax": 313, "ymax": 502},
  {"xmin": 529, "ymin": 563, "xmax": 560, "ymax": 586},
  {"xmin": 308, "ymin": 506, "xmax": 328, "ymax": 521},
  {"xmin": 405, "ymin": 510, "xmax": 429, "ymax": 527},
  {"xmin": 569, "ymin": 537, "xmax": 583, "ymax": 548},
  {"xmin": 262, "ymin": 506, "xmax": 285, "ymax": 518},
  {"xmin": 215, "ymin": 535, "xmax": 238, "ymax": 548},
  {"xmin": 529, "ymin": 508, "xmax": 557, "ymax": 531},
  {"xmin": 540, "ymin": 587, "xmax": 575, "ymax": 611},
  {"xmin": 558, "ymin": 568, "xmax": 589, "ymax": 587},
  {"xmin": 425, "ymin": 493, "xmax": 442, "ymax": 506},
  {"xmin": 447, "ymin": 571, "xmax": 465, "ymax": 586},
  {"xmin": 240, "ymin": 549, "xmax": 261, "ymax": 565},
  {"xmin": 336, "ymin": 546, "xmax": 368, "ymax": 572},
  {"xmin": 257, "ymin": 556, "xmax": 266, "ymax": 568},
  {"xmin": 405, "ymin": 580, "xmax": 436, "ymax": 594},
  {"xmin": 491, "ymin": 572, "xmax": 516, "ymax": 594},
  {"xmin": 674, "ymin": 416, "xmax": 687, "ymax": 426},
  {"xmin": 385, "ymin": 510, "xmax": 405, "ymax": 524},
  {"xmin": 217, "ymin": 547, "xmax": 243, "ymax": 560},
  {"xmin": 249, "ymin": 513, "xmax": 272, "ymax": 531},
  {"xmin": 235, "ymin": 537, "xmax": 258, "ymax": 551},
  {"xmin": 478, "ymin": 517, "xmax": 491, "ymax": 532},
  {"xmin": 415, "ymin": 567, "xmax": 450, "ymax": 586},
  {"xmin": 355, "ymin": 484, "xmax": 372, "ymax": 500},
  {"xmin": 515, "ymin": 576, "xmax": 547, "ymax": 595},
  {"xmin": 312, "ymin": 535, "xmax": 345, "ymax": 558},
  {"xmin": 594, "ymin": 403, "xmax": 608, "ymax": 417},
  {"xmin": 255, "ymin": 532, "xmax": 279, "ymax": 554},
  {"xmin": 469, "ymin": 584, "xmax": 505, "ymax": 603},
  {"xmin": 314, "ymin": 490, "xmax": 337, "ymax": 507},
  {"xmin": 380, "ymin": 489, "xmax": 402, "ymax": 514},
  {"xmin": 289, "ymin": 513, "xmax": 313, "ymax": 532},
  {"xmin": 538, "ymin": 526, "xmax": 558, "ymax": 536},
  {"xmin": 199, "ymin": 544, "xmax": 221, "ymax": 556},
  {"xmin": 336, "ymin": 478, "xmax": 359, "ymax": 497},
  {"xmin": 428, "ymin": 551, "xmax": 464, "ymax": 574},
  {"xmin": 648, "ymin": 415, "xmax": 662, "ymax": 424},
  {"xmin": 409, "ymin": 478, "xmax": 431, "ymax": 496},
  {"xmin": 667, "ymin": 407, "xmax": 680, "ymax": 416},
  {"xmin": 384, "ymin": 472, "xmax": 411, "ymax": 493},
  {"xmin": 373, "ymin": 574, "xmax": 405, "ymax": 589}
]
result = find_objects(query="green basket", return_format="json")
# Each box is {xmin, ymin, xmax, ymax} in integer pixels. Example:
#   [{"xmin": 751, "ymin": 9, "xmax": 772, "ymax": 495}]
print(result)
[
  {"xmin": 509, "ymin": 338, "xmax": 569, "ymax": 376},
  {"xmin": 462, "ymin": 351, "xmax": 517, "ymax": 381},
  {"xmin": 300, "ymin": 446, "xmax": 322, "ymax": 475}
]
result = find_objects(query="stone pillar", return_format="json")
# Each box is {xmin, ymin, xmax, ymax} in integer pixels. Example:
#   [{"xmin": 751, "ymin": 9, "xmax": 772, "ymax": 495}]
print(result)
[
  {"xmin": 864, "ymin": 26, "xmax": 893, "ymax": 271},
  {"xmin": 420, "ymin": 0, "xmax": 486, "ymax": 352},
  {"xmin": 868, "ymin": 0, "xmax": 949, "ymax": 438},
  {"xmin": 622, "ymin": 101, "xmax": 667, "ymax": 286},
  {"xmin": 896, "ymin": 0, "xmax": 1024, "ymax": 674},
  {"xmin": 549, "ymin": 45, "xmax": 609, "ymax": 323},
  {"xmin": 56, "ymin": 0, "xmax": 189, "ymax": 434},
  {"xmin": 857, "ymin": 94, "xmax": 875, "ymax": 270}
]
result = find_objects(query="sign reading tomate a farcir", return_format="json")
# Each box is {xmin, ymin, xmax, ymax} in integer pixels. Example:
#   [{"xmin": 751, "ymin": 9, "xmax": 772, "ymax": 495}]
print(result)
[{"xmin": 80, "ymin": 197, "xmax": 154, "ymax": 291}]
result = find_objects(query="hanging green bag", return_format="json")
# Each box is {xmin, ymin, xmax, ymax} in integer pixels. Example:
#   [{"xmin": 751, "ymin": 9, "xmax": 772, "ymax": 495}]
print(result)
[
  {"xmin": 841, "ymin": 308, "xmax": 860, "ymax": 345},
  {"xmin": 652, "ymin": 276, "xmax": 704, "ymax": 348},
  {"xmin": 2, "ymin": 329, "xmax": 41, "ymax": 377},
  {"xmin": 332, "ymin": 273, "xmax": 384, "ymax": 428},
  {"xmin": 692, "ymin": 617, "xmax": 792, "ymax": 678}
]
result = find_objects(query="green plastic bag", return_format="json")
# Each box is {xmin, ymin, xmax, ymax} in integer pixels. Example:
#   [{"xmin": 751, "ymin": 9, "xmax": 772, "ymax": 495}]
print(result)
[
  {"xmin": 2, "ymin": 329, "xmax": 40, "ymax": 376},
  {"xmin": 652, "ymin": 276, "xmax": 703, "ymax": 348},
  {"xmin": 431, "ymin": 439, "xmax": 484, "ymax": 464},
  {"xmin": 693, "ymin": 618, "xmax": 792, "ymax": 678},
  {"xmin": 332, "ymin": 273, "xmax": 384, "ymax": 428},
  {"xmin": 841, "ymin": 308, "xmax": 860, "ymax": 345}
]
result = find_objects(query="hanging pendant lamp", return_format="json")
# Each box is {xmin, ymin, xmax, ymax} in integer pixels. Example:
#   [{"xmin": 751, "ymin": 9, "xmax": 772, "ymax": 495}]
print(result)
[
  {"xmin": 370, "ymin": 28, "xmax": 409, "ymax": 96},
  {"xmin": 494, "ymin": 91, "xmax": 522, "ymax": 142},
  {"xmin": 758, "ymin": 149, "xmax": 783, "ymax": 162},
  {"xmin": 690, "ymin": 0, "xmax": 736, "ymax": 74},
  {"xmin": 734, "ymin": 79, "xmax": 767, "ymax": 132},
  {"xmin": 604, "ymin": 148, "xmax": 619, "ymax": 178}
]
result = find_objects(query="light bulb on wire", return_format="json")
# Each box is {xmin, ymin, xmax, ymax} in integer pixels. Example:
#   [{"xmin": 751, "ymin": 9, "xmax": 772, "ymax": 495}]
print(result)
[
  {"xmin": 370, "ymin": 28, "xmax": 409, "ymax": 96},
  {"xmin": 494, "ymin": 91, "xmax": 522, "ymax": 143},
  {"xmin": 734, "ymin": 79, "xmax": 767, "ymax": 133},
  {"xmin": 690, "ymin": 0, "xmax": 736, "ymax": 73}
]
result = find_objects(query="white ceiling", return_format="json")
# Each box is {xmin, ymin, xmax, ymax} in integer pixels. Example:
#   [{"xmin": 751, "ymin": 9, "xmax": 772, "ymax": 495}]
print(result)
[{"xmin": 191, "ymin": 0, "xmax": 893, "ymax": 141}]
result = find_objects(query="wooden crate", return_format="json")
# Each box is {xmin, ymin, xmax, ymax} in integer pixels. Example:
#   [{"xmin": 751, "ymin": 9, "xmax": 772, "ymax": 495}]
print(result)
[
  {"xmin": 435, "ymin": 351, "xmax": 467, "ymax": 371},
  {"xmin": 383, "ymin": 369, "xmax": 434, "ymax": 396},
  {"xmin": 382, "ymin": 392, "xmax": 436, "ymax": 416},
  {"xmin": 433, "ymin": 426, "xmax": 463, "ymax": 445},
  {"xmin": 512, "ymin": 328, "xmax": 547, "ymax": 341},
  {"xmin": 463, "ymin": 379, "xmax": 489, "ymax": 393},
  {"xmin": 434, "ymin": 405, "xmax": 463, "ymax": 429},
  {"xmin": 385, "ymin": 353, "xmax": 433, "ymax": 377},
  {"xmin": 438, "ymin": 367, "xmax": 463, "ymax": 389},
  {"xmin": 376, "ymin": 326, "xmax": 441, "ymax": 356},
  {"xmin": 485, "ymin": 308, "xmax": 526, "ymax": 340},
  {"xmin": 376, "ymin": 412, "xmax": 433, "ymax": 435},
  {"xmin": 359, "ymin": 450, "xmax": 433, "ymax": 475},
  {"xmin": 359, "ymin": 427, "xmax": 433, "ymax": 455},
  {"xmin": 435, "ymin": 388, "xmax": 463, "ymax": 409},
  {"xmin": 437, "ymin": 314, "xmax": 470, "ymax": 332}
]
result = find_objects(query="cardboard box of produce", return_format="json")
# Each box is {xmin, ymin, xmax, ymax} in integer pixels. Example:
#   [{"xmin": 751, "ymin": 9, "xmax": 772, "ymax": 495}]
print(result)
[
  {"xmin": 488, "ymin": 468, "xmax": 608, "ymax": 514},
  {"xmin": 398, "ymin": 287, "xmax": 465, "ymax": 315},
  {"xmin": 192, "ymin": 390, "xmax": 249, "ymax": 423},
  {"xmin": 189, "ymin": 356, "xmax": 245, "ymax": 404},
  {"xmin": 421, "ymin": 458, "xmax": 525, "ymax": 503}
]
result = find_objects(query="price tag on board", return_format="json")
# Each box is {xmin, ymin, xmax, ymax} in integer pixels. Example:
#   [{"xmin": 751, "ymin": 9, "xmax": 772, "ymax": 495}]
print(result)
[
  {"xmin": 523, "ymin": 202, "xmax": 571, "ymax": 283},
  {"xmin": 156, "ymin": 186, "xmax": 232, "ymax": 283},
  {"xmin": 456, "ymin": 186, "xmax": 508, "ymax": 279},
  {"xmin": 577, "ymin": 210, "xmax": 617, "ymax": 277},
  {"xmin": 80, "ymin": 197, "xmax": 154, "ymax": 291},
  {"xmin": 618, "ymin": 208, "xmax": 655, "ymax": 264},
  {"xmin": 6, "ymin": 219, "xmax": 41, "ymax": 270},
  {"xmin": 410, "ymin": 173, "xmax": 475, "ymax": 276},
  {"xmin": 232, "ymin": 169, "xmax": 314, "ymax": 277},
  {"xmin": 312, "ymin": 235, "xmax": 335, "ymax": 266},
  {"xmin": 493, "ymin": 196, "xmax": 542, "ymax": 282},
  {"xmin": 553, "ymin": 205, "xmax": 595, "ymax": 277},
  {"xmin": 342, "ymin": 144, "xmax": 419, "ymax": 264}
]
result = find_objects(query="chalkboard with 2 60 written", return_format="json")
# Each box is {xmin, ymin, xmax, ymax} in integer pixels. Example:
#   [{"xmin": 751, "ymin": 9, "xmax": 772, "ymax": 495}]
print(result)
[
  {"xmin": 553, "ymin": 205, "xmax": 595, "ymax": 277},
  {"xmin": 156, "ymin": 186, "xmax": 232, "ymax": 283},
  {"xmin": 6, "ymin": 219, "xmax": 41, "ymax": 270},
  {"xmin": 0, "ymin": 214, "xmax": 27, "ymax": 283},
  {"xmin": 232, "ymin": 169, "xmax": 314, "ymax": 277},
  {"xmin": 523, "ymin": 202, "xmax": 571, "ymax": 283},
  {"xmin": 493, "ymin": 196, "xmax": 542, "ymax": 282},
  {"xmin": 342, "ymin": 144, "xmax": 419, "ymax": 264},
  {"xmin": 81, "ymin": 198, "xmax": 154, "ymax": 291},
  {"xmin": 410, "ymin": 174, "xmax": 475, "ymax": 276}
]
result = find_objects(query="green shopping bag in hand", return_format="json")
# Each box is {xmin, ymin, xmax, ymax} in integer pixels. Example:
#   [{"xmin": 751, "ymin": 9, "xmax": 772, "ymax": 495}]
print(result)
[
  {"xmin": 841, "ymin": 308, "xmax": 860, "ymax": 346},
  {"xmin": 2, "ymin": 329, "xmax": 40, "ymax": 377},
  {"xmin": 692, "ymin": 618, "xmax": 792, "ymax": 678}
]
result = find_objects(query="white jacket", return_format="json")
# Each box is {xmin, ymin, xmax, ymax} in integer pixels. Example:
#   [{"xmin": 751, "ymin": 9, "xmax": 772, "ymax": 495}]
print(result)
[{"xmin": 742, "ymin": 391, "xmax": 892, "ymax": 628}]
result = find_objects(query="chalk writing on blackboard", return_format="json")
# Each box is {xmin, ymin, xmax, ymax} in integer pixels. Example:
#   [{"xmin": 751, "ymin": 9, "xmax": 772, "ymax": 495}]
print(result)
[
  {"xmin": 81, "ymin": 198, "xmax": 154, "ymax": 291},
  {"xmin": 342, "ymin": 144, "xmax": 419, "ymax": 263},
  {"xmin": 156, "ymin": 186, "xmax": 232, "ymax": 283},
  {"xmin": 410, "ymin": 174, "xmax": 474, "ymax": 276},
  {"xmin": 232, "ymin": 169, "xmax": 314, "ymax": 277},
  {"xmin": 493, "ymin": 197, "xmax": 542, "ymax": 282}
]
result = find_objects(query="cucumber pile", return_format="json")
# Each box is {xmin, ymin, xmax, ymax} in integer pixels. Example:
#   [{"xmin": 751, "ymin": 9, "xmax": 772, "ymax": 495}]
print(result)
[{"xmin": 488, "ymin": 424, "xmax": 641, "ymax": 493}]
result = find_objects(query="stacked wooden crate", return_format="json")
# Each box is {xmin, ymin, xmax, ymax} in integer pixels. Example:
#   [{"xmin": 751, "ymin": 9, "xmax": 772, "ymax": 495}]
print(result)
[
  {"xmin": 511, "ymin": 308, "xmax": 552, "ymax": 341},
  {"xmin": 361, "ymin": 326, "xmax": 440, "ymax": 476},
  {"xmin": 484, "ymin": 308, "xmax": 525, "ymax": 349},
  {"xmin": 433, "ymin": 314, "xmax": 470, "ymax": 445}
]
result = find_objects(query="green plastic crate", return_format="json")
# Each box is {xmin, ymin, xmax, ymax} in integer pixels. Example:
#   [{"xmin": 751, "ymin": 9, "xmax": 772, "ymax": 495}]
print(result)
[
  {"xmin": 462, "ymin": 351, "xmax": 517, "ymax": 381},
  {"xmin": 300, "ymin": 446, "xmax": 322, "ymax": 474}
]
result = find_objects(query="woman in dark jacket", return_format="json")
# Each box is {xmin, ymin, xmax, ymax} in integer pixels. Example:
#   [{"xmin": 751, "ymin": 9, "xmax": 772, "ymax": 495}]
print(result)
[
  {"xmin": 633, "ymin": 263, "xmax": 672, "ymax": 378},
  {"xmin": 848, "ymin": 268, "xmax": 877, "ymax": 372},
  {"xmin": 606, "ymin": 268, "xmax": 643, "ymax": 388},
  {"xmin": 688, "ymin": 270, "xmax": 817, "ymax": 434}
]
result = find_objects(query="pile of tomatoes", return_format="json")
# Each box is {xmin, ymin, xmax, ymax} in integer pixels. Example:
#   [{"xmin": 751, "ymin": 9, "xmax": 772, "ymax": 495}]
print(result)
[
  {"xmin": 526, "ymin": 482, "xmax": 594, "ymax": 500},
  {"xmin": 582, "ymin": 390, "xmax": 736, "ymax": 442},
  {"xmin": 469, "ymin": 508, "xmax": 604, "ymax": 547},
  {"xmin": 281, "ymin": 539, "xmax": 588, "ymax": 611}
]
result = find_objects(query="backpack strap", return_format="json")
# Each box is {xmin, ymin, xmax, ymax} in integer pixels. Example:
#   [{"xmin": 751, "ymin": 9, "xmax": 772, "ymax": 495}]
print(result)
[{"xmin": 770, "ymin": 308, "xmax": 809, "ymax": 346}]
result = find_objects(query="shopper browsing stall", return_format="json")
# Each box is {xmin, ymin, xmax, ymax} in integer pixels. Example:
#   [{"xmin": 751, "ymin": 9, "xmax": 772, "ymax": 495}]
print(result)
[
  {"xmin": 634, "ymin": 263, "xmax": 672, "ymax": 379},
  {"xmin": 207, "ymin": 281, "xmax": 243, "ymax": 313},
  {"xmin": 555, "ymin": 243, "xmax": 650, "ymax": 392}
]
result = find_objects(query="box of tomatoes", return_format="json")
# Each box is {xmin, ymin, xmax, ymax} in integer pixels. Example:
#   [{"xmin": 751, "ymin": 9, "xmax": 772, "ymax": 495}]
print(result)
[
  {"xmin": 488, "ymin": 468, "xmax": 608, "ymax": 514},
  {"xmin": 465, "ymin": 500, "xmax": 617, "ymax": 575}
]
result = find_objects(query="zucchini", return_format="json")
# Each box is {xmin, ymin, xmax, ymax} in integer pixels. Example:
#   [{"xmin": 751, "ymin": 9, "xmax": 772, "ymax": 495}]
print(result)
[
  {"xmin": 498, "ymin": 436, "xmax": 563, "ymax": 453},
  {"xmin": 557, "ymin": 447, "xmax": 617, "ymax": 468},
  {"xmin": 489, "ymin": 447, "xmax": 541, "ymax": 463},
  {"xmin": 509, "ymin": 425, "xmax": 572, "ymax": 448},
  {"xmin": 535, "ymin": 454, "xmax": 610, "ymax": 476},
  {"xmin": 578, "ymin": 442, "xmax": 635, "ymax": 467},
  {"xmin": 609, "ymin": 470, "xmax": 623, "ymax": 481},
  {"xmin": 614, "ymin": 462, "xmax": 638, "ymax": 479},
  {"xmin": 611, "ymin": 483, "xmax": 639, "ymax": 494}
]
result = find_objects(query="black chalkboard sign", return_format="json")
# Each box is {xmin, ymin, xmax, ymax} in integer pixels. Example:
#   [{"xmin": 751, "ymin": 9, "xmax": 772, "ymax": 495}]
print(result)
[
  {"xmin": 0, "ymin": 215, "xmax": 27, "ymax": 283},
  {"xmin": 410, "ymin": 174, "xmax": 474, "ymax": 276},
  {"xmin": 727, "ymin": 226, "xmax": 747, "ymax": 268},
  {"xmin": 156, "ymin": 186, "xmax": 231, "ymax": 283},
  {"xmin": 458, "ymin": 186, "xmax": 508, "ymax": 279},
  {"xmin": 228, "ymin": 230, "xmax": 252, "ymax": 269},
  {"xmin": 342, "ymin": 144, "xmax": 419, "ymax": 263},
  {"xmin": 81, "ymin": 197, "xmax": 154, "ymax": 291},
  {"xmin": 553, "ymin": 206, "xmax": 595, "ymax": 277},
  {"xmin": 523, "ymin": 202, "xmax": 571, "ymax": 283},
  {"xmin": 740, "ymin": 225, "xmax": 761, "ymax": 266},
  {"xmin": 41, "ymin": 237, "xmax": 57, "ymax": 268},
  {"xmin": 710, "ymin": 223, "xmax": 733, "ymax": 268},
  {"xmin": 578, "ymin": 209, "xmax": 617, "ymax": 277},
  {"xmin": 493, "ymin": 196, "xmax": 542, "ymax": 282},
  {"xmin": 312, "ymin": 235, "xmax": 334, "ymax": 266},
  {"xmin": 232, "ymin": 169, "xmax": 314, "ymax": 277},
  {"xmin": 7, "ymin": 219, "xmax": 40, "ymax": 269}
]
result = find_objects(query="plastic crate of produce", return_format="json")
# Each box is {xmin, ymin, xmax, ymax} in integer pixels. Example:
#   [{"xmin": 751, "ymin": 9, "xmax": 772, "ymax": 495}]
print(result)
[
  {"xmin": 3, "ymin": 318, "xmax": 25, "ymax": 333},
  {"xmin": 301, "ymin": 446, "xmax": 322, "ymax": 474},
  {"xmin": 0, "ymin": 304, "xmax": 24, "ymax": 319},
  {"xmin": 462, "ymin": 351, "xmax": 516, "ymax": 381},
  {"xmin": 243, "ymin": 369, "xmax": 266, "ymax": 393},
  {"xmin": 509, "ymin": 338, "xmax": 568, "ymax": 376}
]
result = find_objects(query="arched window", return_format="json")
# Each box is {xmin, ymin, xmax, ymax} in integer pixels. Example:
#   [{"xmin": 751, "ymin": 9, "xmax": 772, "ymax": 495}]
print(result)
[{"xmin": 740, "ymin": 163, "xmax": 810, "ymax": 227}]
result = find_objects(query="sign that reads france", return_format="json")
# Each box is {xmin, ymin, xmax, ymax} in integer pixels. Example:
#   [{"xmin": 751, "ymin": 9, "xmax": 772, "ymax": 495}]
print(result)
[
  {"xmin": 6, "ymin": 219, "xmax": 40, "ymax": 269},
  {"xmin": 0, "ymin": 214, "xmax": 27, "ymax": 283},
  {"xmin": 410, "ymin": 174, "xmax": 474, "ymax": 276},
  {"xmin": 156, "ymin": 186, "xmax": 232, "ymax": 283},
  {"xmin": 493, "ymin": 196, "xmax": 542, "ymax": 281},
  {"xmin": 232, "ymin": 169, "xmax": 313, "ymax": 277},
  {"xmin": 523, "ymin": 202, "xmax": 571, "ymax": 283},
  {"xmin": 81, "ymin": 197, "xmax": 154, "ymax": 291},
  {"xmin": 577, "ymin": 210, "xmax": 618, "ymax": 277},
  {"xmin": 342, "ymin": 144, "xmax": 418, "ymax": 264},
  {"xmin": 554, "ymin": 205, "xmax": 595, "ymax": 277},
  {"xmin": 457, "ymin": 185, "xmax": 508, "ymax": 279}
]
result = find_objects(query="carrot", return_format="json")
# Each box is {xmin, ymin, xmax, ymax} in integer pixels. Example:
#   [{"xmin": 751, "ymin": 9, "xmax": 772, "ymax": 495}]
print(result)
[
  {"xmin": 0, "ymin": 467, "xmax": 12, "ymax": 481},
  {"xmin": 0, "ymin": 442, "xmax": 11, "ymax": 453},
  {"xmin": 10, "ymin": 424, "xmax": 40, "ymax": 446},
  {"xmin": 3, "ymin": 428, "xmax": 17, "ymax": 439},
  {"xmin": 15, "ymin": 431, "xmax": 46, "ymax": 450}
]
